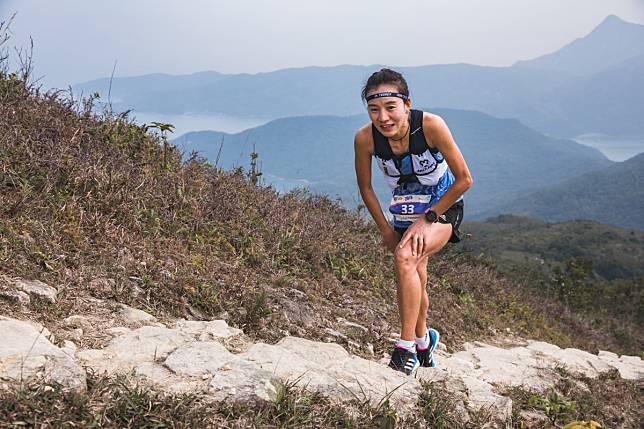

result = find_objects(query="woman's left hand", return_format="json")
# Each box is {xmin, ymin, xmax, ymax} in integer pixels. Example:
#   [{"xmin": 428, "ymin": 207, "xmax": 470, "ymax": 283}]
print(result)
[{"xmin": 398, "ymin": 219, "xmax": 433, "ymax": 257}]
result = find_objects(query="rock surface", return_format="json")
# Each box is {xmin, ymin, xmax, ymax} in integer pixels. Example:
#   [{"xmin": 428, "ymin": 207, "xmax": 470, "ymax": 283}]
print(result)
[
  {"xmin": 75, "ymin": 319, "xmax": 417, "ymax": 412},
  {"xmin": 13, "ymin": 279, "xmax": 58, "ymax": 303},
  {"xmin": 0, "ymin": 317, "xmax": 85, "ymax": 390},
  {"xmin": 119, "ymin": 303, "xmax": 159, "ymax": 326},
  {"xmin": 242, "ymin": 336, "xmax": 420, "ymax": 414},
  {"xmin": 3, "ymin": 307, "xmax": 644, "ymax": 424},
  {"xmin": 0, "ymin": 289, "xmax": 30, "ymax": 305}
]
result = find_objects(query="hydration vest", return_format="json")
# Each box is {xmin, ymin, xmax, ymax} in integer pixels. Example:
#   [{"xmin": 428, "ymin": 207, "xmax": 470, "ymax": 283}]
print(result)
[{"xmin": 372, "ymin": 109, "xmax": 448, "ymax": 191}]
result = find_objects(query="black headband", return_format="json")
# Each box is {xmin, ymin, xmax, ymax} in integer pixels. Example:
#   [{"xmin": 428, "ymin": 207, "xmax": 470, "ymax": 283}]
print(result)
[{"xmin": 365, "ymin": 92, "xmax": 409, "ymax": 102}]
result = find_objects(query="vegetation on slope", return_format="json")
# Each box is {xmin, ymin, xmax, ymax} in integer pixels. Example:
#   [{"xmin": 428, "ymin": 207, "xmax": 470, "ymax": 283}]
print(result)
[{"xmin": 461, "ymin": 215, "xmax": 643, "ymax": 354}]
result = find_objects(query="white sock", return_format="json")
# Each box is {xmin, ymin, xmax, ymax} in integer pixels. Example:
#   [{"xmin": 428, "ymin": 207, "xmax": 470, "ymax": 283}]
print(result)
[
  {"xmin": 395, "ymin": 339, "xmax": 416, "ymax": 351},
  {"xmin": 415, "ymin": 330, "xmax": 430, "ymax": 350}
]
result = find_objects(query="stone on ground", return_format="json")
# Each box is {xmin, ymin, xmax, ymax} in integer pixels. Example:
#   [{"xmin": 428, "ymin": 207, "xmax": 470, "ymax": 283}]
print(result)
[
  {"xmin": 3, "ymin": 305, "xmax": 644, "ymax": 425},
  {"xmin": 119, "ymin": 303, "xmax": 159, "ymax": 326},
  {"xmin": 0, "ymin": 317, "xmax": 85, "ymax": 391},
  {"xmin": 241, "ymin": 336, "xmax": 421, "ymax": 416},
  {"xmin": 8, "ymin": 278, "xmax": 57, "ymax": 304}
]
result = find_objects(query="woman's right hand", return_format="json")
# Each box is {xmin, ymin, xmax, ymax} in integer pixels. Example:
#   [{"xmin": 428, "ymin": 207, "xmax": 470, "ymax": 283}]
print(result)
[{"xmin": 380, "ymin": 227, "xmax": 401, "ymax": 253}]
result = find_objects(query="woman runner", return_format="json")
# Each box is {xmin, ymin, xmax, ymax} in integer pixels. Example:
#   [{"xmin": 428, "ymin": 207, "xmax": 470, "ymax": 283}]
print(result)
[{"xmin": 354, "ymin": 68, "xmax": 473, "ymax": 376}]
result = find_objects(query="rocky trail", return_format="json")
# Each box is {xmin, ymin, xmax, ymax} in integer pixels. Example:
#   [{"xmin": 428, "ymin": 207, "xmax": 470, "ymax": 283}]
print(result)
[{"xmin": 1, "ymin": 279, "xmax": 643, "ymax": 426}]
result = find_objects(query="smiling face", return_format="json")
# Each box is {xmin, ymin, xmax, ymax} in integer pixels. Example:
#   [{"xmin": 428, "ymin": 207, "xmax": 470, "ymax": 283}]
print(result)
[{"xmin": 366, "ymin": 83, "xmax": 411, "ymax": 138}]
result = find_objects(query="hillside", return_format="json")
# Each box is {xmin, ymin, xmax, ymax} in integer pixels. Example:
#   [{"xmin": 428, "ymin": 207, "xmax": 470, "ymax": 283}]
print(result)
[
  {"xmin": 547, "ymin": 54, "xmax": 644, "ymax": 136},
  {"xmin": 173, "ymin": 108, "xmax": 612, "ymax": 217},
  {"xmin": 479, "ymin": 152, "xmax": 644, "ymax": 230},
  {"xmin": 7, "ymin": 64, "xmax": 619, "ymax": 361},
  {"xmin": 2, "ymin": 60, "xmax": 643, "ymax": 427},
  {"xmin": 525, "ymin": 53, "xmax": 644, "ymax": 137},
  {"xmin": 462, "ymin": 216, "xmax": 644, "ymax": 281},
  {"xmin": 76, "ymin": 16, "xmax": 644, "ymax": 138},
  {"xmin": 460, "ymin": 216, "xmax": 644, "ymax": 349}
]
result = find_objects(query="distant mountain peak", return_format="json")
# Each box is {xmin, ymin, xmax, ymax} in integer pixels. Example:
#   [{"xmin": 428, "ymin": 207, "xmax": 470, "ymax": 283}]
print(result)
[
  {"xmin": 601, "ymin": 14, "xmax": 626, "ymax": 24},
  {"xmin": 591, "ymin": 14, "xmax": 639, "ymax": 34},
  {"xmin": 513, "ymin": 14, "xmax": 644, "ymax": 76}
]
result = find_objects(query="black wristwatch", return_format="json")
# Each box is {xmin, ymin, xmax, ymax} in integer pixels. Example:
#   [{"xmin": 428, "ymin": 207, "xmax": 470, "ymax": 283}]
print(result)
[{"xmin": 424, "ymin": 210, "xmax": 438, "ymax": 223}]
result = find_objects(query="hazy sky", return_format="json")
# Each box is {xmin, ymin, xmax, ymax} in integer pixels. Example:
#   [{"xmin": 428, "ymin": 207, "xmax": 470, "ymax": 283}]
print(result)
[{"xmin": 1, "ymin": 0, "xmax": 643, "ymax": 88}]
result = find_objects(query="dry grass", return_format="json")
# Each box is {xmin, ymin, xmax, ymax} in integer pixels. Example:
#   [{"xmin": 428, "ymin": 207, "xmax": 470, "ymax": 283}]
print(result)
[
  {"xmin": 506, "ymin": 369, "xmax": 644, "ymax": 428},
  {"xmin": 0, "ymin": 374, "xmax": 472, "ymax": 428}
]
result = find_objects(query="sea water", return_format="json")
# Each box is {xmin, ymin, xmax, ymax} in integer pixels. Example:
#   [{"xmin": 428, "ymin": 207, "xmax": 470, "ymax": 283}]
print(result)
[
  {"xmin": 574, "ymin": 134, "xmax": 644, "ymax": 162},
  {"xmin": 130, "ymin": 111, "xmax": 269, "ymax": 136}
]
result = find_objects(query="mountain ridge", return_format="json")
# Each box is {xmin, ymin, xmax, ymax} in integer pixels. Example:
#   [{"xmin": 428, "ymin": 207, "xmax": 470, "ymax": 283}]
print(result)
[
  {"xmin": 75, "ymin": 15, "xmax": 644, "ymax": 138},
  {"xmin": 479, "ymin": 152, "xmax": 644, "ymax": 230},
  {"xmin": 173, "ymin": 108, "xmax": 612, "ymax": 217}
]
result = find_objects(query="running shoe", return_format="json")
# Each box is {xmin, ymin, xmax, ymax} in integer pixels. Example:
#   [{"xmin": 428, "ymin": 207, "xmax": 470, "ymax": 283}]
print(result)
[
  {"xmin": 388, "ymin": 347, "xmax": 420, "ymax": 376},
  {"xmin": 417, "ymin": 328, "xmax": 440, "ymax": 368}
]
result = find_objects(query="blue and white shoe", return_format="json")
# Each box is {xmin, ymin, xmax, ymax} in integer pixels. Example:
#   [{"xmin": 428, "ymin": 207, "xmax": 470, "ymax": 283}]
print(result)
[
  {"xmin": 417, "ymin": 328, "xmax": 440, "ymax": 368},
  {"xmin": 388, "ymin": 347, "xmax": 420, "ymax": 376}
]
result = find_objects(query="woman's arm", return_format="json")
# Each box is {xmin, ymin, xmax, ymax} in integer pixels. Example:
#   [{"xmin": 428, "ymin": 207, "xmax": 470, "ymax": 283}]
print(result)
[
  {"xmin": 397, "ymin": 113, "xmax": 473, "ymax": 253},
  {"xmin": 354, "ymin": 127, "xmax": 400, "ymax": 251},
  {"xmin": 422, "ymin": 113, "xmax": 473, "ymax": 216},
  {"xmin": 354, "ymin": 127, "xmax": 390, "ymax": 232}
]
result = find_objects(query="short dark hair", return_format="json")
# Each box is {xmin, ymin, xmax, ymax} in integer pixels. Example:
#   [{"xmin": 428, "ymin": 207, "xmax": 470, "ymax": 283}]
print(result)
[{"xmin": 361, "ymin": 68, "xmax": 409, "ymax": 103}]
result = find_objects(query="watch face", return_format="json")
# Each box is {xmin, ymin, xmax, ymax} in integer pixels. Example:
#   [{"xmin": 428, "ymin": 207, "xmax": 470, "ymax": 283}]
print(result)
[{"xmin": 425, "ymin": 210, "xmax": 438, "ymax": 222}]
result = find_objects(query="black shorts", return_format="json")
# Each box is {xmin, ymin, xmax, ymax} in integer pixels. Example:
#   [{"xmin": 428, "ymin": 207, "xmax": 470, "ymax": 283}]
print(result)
[{"xmin": 394, "ymin": 200, "xmax": 464, "ymax": 243}]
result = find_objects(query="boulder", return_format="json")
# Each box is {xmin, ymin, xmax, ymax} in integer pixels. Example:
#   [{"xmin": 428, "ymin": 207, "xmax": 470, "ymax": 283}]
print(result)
[
  {"xmin": 460, "ymin": 375, "xmax": 513, "ymax": 419},
  {"xmin": 76, "ymin": 326, "xmax": 187, "ymax": 375},
  {"xmin": 0, "ymin": 289, "xmax": 30, "ymax": 305},
  {"xmin": 451, "ymin": 343, "xmax": 557, "ymax": 391},
  {"xmin": 164, "ymin": 342, "xmax": 233, "ymax": 377},
  {"xmin": 208, "ymin": 360, "xmax": 279, "ymax": 403},
  {"xmin": 63, "ymin": 315, "xmax": 92, "ymax": 329},
  {"xmin": 13, "ymin": 279, "xmax": 57, "ymax": 303},
  {"xmin": 119, "ymin": 304, "xmax": 159, "ymax": 326},
  {"xmin": 76, "ymin": 318, "xmax": 274, "ymax": 405},
  {"xmin": 171, "ymin": 319, "xmax": 243, "ymax": 341},
  {"xmin": 0, "ymin": 317, "xmax": 85, "ymax": 391},
  {"xmin": 596, "ymin": 351, "xmax": 644, "ymax": 380},
  {"xmin": 526, "ymin": 341, "xmax": 613, "ymax": 377}
]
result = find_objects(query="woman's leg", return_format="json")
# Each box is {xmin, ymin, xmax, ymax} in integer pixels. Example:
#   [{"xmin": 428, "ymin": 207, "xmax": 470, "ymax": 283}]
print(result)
[
  {"xmin": 394, "ymin": 223, "xmax": 452, "ymax": 341},
  {"xmin": 415, "ymin": 256, "xmax": 429, "ymax": 338}
]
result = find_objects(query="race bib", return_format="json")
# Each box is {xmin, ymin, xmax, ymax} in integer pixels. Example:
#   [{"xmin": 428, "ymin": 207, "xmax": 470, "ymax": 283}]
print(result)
[{"xmin": 389, "ymin": 194, "xmax": 431, "ymax": 223}]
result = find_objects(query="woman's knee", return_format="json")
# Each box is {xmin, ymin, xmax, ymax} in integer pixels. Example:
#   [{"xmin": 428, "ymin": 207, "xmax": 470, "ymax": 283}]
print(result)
[{"xmin": 394, "ymin": 245, "xmax": 418, "ymax": 268}]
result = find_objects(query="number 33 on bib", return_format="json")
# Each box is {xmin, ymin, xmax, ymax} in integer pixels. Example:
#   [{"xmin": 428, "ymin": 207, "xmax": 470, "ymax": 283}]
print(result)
[{"xmin": 389, "ymin": 194, "xmax": 432, "ymax": 223}]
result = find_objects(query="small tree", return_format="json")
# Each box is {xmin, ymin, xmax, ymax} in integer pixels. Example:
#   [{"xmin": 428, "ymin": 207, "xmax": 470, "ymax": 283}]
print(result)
[
  {"xmin": 248, "ymin": 142, "xmax": 262, "ymax": 186},
  {"xmin": 146, "ymin": 121, "xmax": 175, "ymax": 169}
]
